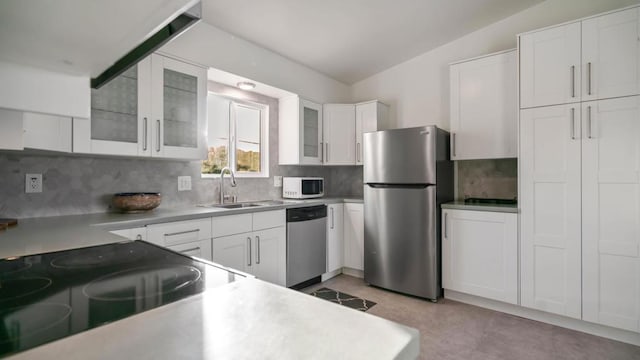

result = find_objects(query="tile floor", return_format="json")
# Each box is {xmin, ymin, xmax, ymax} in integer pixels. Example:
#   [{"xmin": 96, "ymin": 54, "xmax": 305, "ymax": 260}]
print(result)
[{"xmin": 305, "ymin": 275, "xmax": 640, "ymax": 360}]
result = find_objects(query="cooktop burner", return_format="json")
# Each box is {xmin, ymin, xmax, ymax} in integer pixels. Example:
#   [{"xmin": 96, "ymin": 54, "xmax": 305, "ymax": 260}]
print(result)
[
  {"xmin": 0, "ymin": 241, "xmax": 244, "ymax": 357},
  {"xmin": 0, "ymin": 277, "xmax": 52, "ymax": 302},
  {"xmin": 83, "ymin": 265, "xmax": 202, "ymax": 301}
]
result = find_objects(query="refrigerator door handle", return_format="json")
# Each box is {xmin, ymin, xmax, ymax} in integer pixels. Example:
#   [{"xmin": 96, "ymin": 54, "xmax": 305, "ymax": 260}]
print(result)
[{"xmin": 367, "ymin": 183, "xmax": 431, "ymax": 189}]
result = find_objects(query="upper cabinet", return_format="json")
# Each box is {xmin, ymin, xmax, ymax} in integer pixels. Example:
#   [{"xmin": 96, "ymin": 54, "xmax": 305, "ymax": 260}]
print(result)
[
  {"xmin": 279, "ymin": 96, "xmax": 323, "ymax": 165},
  {"xmin": 323, "ymin": 104, "xmax": 356, "ymax": 165},
  {"xmin": 73, "ymin": 53, "xmax": 207, "ymax": 160},
  {"xmin": 520, "ymin": 6, "xmax": 640, "ymax": 108},
  {"xmin": 449, "ymin": 50, "xmax": 517, "ymax": 160},
  {"xmin": 355, "ymin": 101, "xmax": 389, "ymax": 165}
]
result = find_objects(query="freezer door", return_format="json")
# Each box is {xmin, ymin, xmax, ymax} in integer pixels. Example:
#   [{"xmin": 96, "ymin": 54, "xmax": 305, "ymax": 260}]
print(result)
[
  {"xmin": 364, "ymin": 184, "xmax": 440, "ymax": 300},
  {"xmin": 363, "ymin": 126, "xmax": 436, "ymax": 184}
]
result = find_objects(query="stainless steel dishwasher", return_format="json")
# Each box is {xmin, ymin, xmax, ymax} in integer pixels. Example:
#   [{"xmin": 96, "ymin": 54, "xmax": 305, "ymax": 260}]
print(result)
[{"xmin": 286, "ymin": 205, "xmax": 327, "ymax": 289}]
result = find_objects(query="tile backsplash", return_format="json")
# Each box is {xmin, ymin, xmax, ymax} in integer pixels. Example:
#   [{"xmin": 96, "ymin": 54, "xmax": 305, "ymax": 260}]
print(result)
[
  {"xmin": 456, "ymin": 159, "xmax": 517, "ymax": 200},
  {"xmin": 0, "ymin": 81, "xmax": 362, "ymax": 219}
]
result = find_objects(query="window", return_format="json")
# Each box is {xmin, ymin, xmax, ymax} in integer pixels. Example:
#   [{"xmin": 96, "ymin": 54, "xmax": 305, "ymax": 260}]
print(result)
[{"xmin": 202, "ymin": 93, "xmax": 269, "ymax": 177}]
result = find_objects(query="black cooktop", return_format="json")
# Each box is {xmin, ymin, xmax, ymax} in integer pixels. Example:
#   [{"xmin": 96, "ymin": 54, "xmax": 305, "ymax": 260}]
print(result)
[{"xmin": 0, "ymin": 241, "xmax": 242, "ymax": 357}]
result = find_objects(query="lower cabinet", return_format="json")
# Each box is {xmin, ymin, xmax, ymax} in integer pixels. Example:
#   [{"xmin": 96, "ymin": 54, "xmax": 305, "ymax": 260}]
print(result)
[
  {"xmin": 327, "ymin": 203, "xmax": 345, "ymax": 273},
  {"xmin": 344, "ymin": 203, "xmax": 364, "ymax": 271},
  {"xmin": 145, "ymin": 218, "xmax": 213, "ymax": 261},
  {"xmin": 211, "ymin": 210, "xmax": 286, "ymax": 286},
  {"xmin": 442, "ymin": 209, "xmax": 518, "ymax": 304}
]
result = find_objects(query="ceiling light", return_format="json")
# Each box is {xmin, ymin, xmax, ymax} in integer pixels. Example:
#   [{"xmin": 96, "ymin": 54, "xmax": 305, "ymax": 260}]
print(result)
[{"xmin": 237, "ymin": 81, "xmax": 256, "ymax": 90}]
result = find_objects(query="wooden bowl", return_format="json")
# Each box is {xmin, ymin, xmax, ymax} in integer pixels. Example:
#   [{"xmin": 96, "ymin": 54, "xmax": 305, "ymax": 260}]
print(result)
[{"xmin": 112, "ymin": 193, "xmax": 161, "ymax": 213}]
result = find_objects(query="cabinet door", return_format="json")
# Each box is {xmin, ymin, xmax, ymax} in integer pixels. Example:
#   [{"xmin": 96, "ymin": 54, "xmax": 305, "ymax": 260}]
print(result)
[
  {"xmin": 327, "ymin": 204, "xmax": 345, "ymax": 272},
  {"xmin": 355, "ymin": 102, "xmax": 387, "ymax": 165},
  {"xmin": 167, "ymin": 239, "xmax": 212, "ymax": 261},
  {"xmin": 520, "ymin": 22, "xmax": 581, "ymax": 108},
  {"xmin": 212, "ymin": 233, "xmax": 253, "ymax": 274},
  {"xmin": 300, "ymin": 99, "xmax": 323, "ymax": 165},
  {"xmin": 442, "ymin": 209, "xmax": 518, "ymax": 304},
  {"xmin": 582, "ymin": 96, "xmax": 640, "ymax": 332},
  {"xmin": 323, "ymin": 104, "xmax": 355, "ymax": 165},
  {"xmin": 450, "ymin": 51, "xmax": 517, "ymax": 159},
  {"xmin": 84, "ymin": 58, "xmax": 152, "ymax": 156},
  {"xmin": 253, "ymin": 227, "xmax": 286, "ymax": 286},
  {"xmin": 151, "ymin": 54, "xmax": 207, "ymax": 160},
  {"xmin": 582, "ymin": 7, "xmax": 640, "ymax": 101},
  {"xmin": 520, "ymin": 104, "xmax": 582, "ymax": 319},
  {"xmin": 343, "ymin": 203, "xmax": 364, "ymax": 271}
]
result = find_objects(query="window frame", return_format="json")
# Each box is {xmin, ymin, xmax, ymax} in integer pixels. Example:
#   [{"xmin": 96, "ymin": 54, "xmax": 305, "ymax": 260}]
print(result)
[{"xmin": 202, "ymin": 93, "xmax": 269, "ymax": 179}]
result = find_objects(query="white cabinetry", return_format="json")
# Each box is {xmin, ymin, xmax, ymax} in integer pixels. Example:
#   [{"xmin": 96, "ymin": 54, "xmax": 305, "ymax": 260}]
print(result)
[
  {"xmin": 582, "ymin": 96, "xmax": 640, "ymax": 333},
  {"xmin": 212, "ymin": 210, "xmax": 286, "ymax": 286},
  {"xmin": 326, "ymin": 203, "xmax": 344, "ymax": 273},
  {"xmin": 442, "ymin": 209, "xmax": 518, "ymax": 304},
  {"xmin": 279, "ymin": 96, "xmax": 323, "ymax": 165},
  {"xmin": 450, "ymin": 50, "xmax": 517, "ymax": 159},
  {"xmin": 520, "ymin": 104, "xmax": 582, "ymax": 319},
  {"xmin": 355, "ymin": 101, "xmax": 389, "ymax": 165},
  {"xmin": 73, "ymin": 54, "xmax": 207, "ymax": 160},
  {"xmin": 520, "ymin": 6, "xmax": 640, "ymax": 108},
  {"xmin": 343, "ymin": 203, "xmax": 364, "ymax": 271},
  {"xmin": 146, "ymin": 218, "xmax": 212, "ymax": 261},
  {"xmin": 323, "ymin": 104, "xmax": 356, "ymax": 165},
  {"xmin": 520, "ymin": 23, "xmax": 581, "ymax": 108}
]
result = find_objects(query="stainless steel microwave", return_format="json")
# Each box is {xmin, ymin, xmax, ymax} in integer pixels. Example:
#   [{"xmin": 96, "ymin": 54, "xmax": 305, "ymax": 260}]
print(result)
[{"xmin": 282, "ymin": 177, "xmax": 324, "ymax": 199}]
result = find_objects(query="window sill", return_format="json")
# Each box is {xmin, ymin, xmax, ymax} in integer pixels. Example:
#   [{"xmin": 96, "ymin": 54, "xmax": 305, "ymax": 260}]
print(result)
[{"xmin": 201, "ymin": 172, "xmax": 269, "ymax": 179}]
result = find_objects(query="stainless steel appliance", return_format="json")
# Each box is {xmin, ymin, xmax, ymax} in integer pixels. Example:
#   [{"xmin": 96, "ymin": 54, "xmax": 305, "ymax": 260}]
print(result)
[
  {"xmin": 282, "ymin": 177, "xmax": 324, "ymax": 199},
  {"xmin": 363, "ymin": 126, "xmax": 453, "ymax": 301},
  {"xmin": 286, "ymin": 205, "xmax": 327, "ymax": 288}
]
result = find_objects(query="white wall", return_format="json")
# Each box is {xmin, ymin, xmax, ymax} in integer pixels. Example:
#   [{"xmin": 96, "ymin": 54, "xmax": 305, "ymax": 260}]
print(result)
[
  {"xmin": 351, "ymin": 0, "xmax": 640, "ymax": 129},
  {"xmin": 161, "ymin": 22, "xmax": 350, "ymax": 103}
]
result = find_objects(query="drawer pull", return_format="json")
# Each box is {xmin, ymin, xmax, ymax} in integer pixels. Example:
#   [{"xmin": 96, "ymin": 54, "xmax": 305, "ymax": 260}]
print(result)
[{"xmin": 164, "ymin": 229, "xmax": 200, "ymax": 237}]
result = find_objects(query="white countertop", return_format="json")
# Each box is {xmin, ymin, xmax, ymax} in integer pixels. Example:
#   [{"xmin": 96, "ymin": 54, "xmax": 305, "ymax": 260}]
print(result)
[
  {"xmin": 0, "ymin": 197, "xmax": 420, "ymax": 359},
  {"xmin": 441, "ymin": 201, "xmax": 518, "ymax": 213},
  {"xmin": 7, "ymin": 278, "xmax": 419, "ymax": 360},
  {"xmin": 0, "ymin": 197, "xmax": 363, "ymax": 258}
]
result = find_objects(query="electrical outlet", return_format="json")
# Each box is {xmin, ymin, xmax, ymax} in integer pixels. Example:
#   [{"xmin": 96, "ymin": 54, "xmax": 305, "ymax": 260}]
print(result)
[
  {"xmin": 273, "ymin": 176, "xmax": 283, "ymax": 187},
  {"xmin": 25, "ymin": 173, "xmax": 42, "ymax": 193},
  {"xmin": 178, "ymin": 176, "xmax": 192, "ymax": 191}
]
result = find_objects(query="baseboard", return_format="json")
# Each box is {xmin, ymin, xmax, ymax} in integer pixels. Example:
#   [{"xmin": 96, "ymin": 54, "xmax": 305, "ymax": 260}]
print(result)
[
  {"xmin": 321, "ymin": 269, "xmax": 343, "ymax": 282},
  {"xmin": 445, "ymin": 290, "xmax": 640, "ymax": 347},
  {"xmin": 341, "ymin": 267, "xmax": 364, "ymax": 278}
]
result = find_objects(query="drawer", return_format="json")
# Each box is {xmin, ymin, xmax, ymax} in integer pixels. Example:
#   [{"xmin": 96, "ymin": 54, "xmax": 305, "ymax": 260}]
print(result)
[
  {"xmin": 212, "ymin": 213, "xmax": 252, "ymax": 238},
  {"xmin": 147, "ymin": 218, "xmax": 212, "ymax": 246},
  {"xmin": 253, "ymin": 210, "xmax": 286, "ymax": 230},
  {"xmin": 166, "ymin": 239, "xmax": 212, "ymax": 261}
]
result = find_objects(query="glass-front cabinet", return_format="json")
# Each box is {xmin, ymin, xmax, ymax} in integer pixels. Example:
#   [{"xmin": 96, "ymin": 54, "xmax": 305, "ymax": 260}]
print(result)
[
  {"xmin": 74, "ymin": 54, "xmax": 206, "ymax": 160},
  {"xmin": 279, "ymin": 96, "xmax": 323, "ymax": 165}
]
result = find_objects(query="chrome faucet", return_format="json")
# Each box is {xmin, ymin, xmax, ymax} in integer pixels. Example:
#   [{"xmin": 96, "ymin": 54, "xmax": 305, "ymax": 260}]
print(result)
[{"xmin": 220, "ymin": 167, "xmax": 237, "ymax": 204}]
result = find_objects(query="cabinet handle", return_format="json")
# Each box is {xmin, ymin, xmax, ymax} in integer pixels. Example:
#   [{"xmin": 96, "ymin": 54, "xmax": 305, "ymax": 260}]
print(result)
[
  {"xmin": 319, "ymin": 142, "xmax": 323, "ymax": 162},
  {"xmin": 570, "ymin": 108, "xmax": 576, "ymax": 140},
  {"xmin": 143, "ymin": 117, "xmax": 148, "ymax": 151},
  {"xmin": 247, "ymin": 237, "xmax": 252, "ymax": 266},
  {"xmin": 256, "ymin": 236, "xmax": 261, "ymax": 264},
  {"xmin": 587, "ymin": 62, "xmax": 592, "ymax": 96},
  {"xmin": 587, "ymin": 105, "xmax": 592, "ymax": 139},
  {"xmin": 331, "ymin": 207, "xmax": 335, "ymax": 229},
  {"xmin": 570, "ymin": 65, "xmax": 575, "ymax": 98},
  {"xmin": 325, "ymin": 142, "xmax": 329, "ymax": 162},
  {"xmin": 156, "ymin": 120, "xmax": 161, "ymax": 152},
  {"xmin": 444, "ymin": 213, "xmax": 448, "ymax": 239},
  {"xmin": 180, "ymin": 247, "xmax": 200, "ymax": 254},
  {"xmin": 164, "ymin": 229, "xmax": 200, "ymax": 237},
  {"xmin": 357, "ymin": 143, "xmax": 361, "ymax": 162},
  {"xmin": 451, "ymin": 133, "xmax": 456, "ymax": 157}
]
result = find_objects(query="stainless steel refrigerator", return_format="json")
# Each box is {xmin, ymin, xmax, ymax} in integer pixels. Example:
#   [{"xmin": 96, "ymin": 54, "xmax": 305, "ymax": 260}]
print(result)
[{"xmin": 363, "ymin": 125, "xmax": 453, "ymax": 301}]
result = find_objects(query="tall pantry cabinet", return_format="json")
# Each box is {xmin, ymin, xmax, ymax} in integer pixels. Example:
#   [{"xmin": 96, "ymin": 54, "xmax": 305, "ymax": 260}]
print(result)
[{"xmin": 519, "ymin": 5, "xmax": 640, "ymax": 332}]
